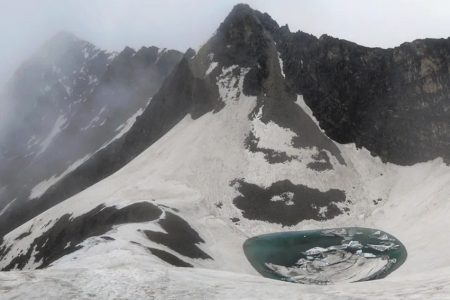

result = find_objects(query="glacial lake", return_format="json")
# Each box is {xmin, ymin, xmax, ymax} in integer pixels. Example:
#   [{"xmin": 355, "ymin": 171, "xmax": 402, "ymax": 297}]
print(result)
[{"xmin": 243, "ymin": 227, "xmax": 407, "ymax": 285}]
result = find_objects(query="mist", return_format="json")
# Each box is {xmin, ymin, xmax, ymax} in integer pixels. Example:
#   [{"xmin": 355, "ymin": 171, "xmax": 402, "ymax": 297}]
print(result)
[
  {"xmin": 2, "ymin": 0, "xmax": 450, "ymax": 91},
  {"xmin": 1, "ymin": 0, "xmax": 450, "ymax": 143}
]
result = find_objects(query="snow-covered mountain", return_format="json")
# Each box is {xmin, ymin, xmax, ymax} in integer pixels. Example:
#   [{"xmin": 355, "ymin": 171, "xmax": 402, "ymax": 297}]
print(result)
[
  {"xmin": 0, "ymin": 33, "xmax": 184, "ymax": 235},
  {"xmin": 0, "ymin": 4, "xmax": 449, "ymax": 299}
]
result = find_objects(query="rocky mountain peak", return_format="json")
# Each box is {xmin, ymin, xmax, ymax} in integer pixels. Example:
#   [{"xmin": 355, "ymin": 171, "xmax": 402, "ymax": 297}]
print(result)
[
  {"xmin": 184, "ymin": 48, "xmax": 196, "ymax": 59},
  {"xmin": 118, "ymin": 46, "xmax": 136, "ymax": 57},
  {"xmin": 206, "ymin": 4, "xmax": 278, "ymax": 68}
]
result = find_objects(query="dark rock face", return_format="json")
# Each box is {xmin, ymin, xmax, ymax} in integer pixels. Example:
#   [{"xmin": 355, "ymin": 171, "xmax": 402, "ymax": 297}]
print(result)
[
  {"xmin": 211, "ymin": 4, "xmax": 275, "ymax": 68},
  {"xmin": 232, "ymin": 179, "xmax": 347, "ymax": 226},
  {"xmin": 145, "ymin": 247, "xmax": 193, "ymax": 267},
  {"xmin": 143, "ymin": 212, "xmax": 212, "ymax": 260},
  {"xmin": 275, "ymin": 27, "xmax": 450, "ymax": 165},
  {"xmin": 130, "ymin": 241, "xmax": 194, "ymax": 267},
  {"xmin": 0, "ymin": 202, "xmax": 162, "ymax": 270}
]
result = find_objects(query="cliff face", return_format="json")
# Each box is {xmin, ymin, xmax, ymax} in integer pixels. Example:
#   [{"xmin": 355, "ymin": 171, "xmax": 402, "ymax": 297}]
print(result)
[{"xmin": 274, "ymin": 26, "xmax": 450, "ymax": 165}]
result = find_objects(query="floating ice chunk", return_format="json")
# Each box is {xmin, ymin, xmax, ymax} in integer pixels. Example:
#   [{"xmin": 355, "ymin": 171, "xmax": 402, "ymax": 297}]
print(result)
[
  {"xmin": 321, "ymin": 228, "xmax": 347, "ymax": 237},
  {"xmin": 296, "ymin": 258, "xmax": 309, "ymax": 265},
  {"xmin": 311, "ymin": 259, "xmax": 329, "ymax": 268},
  {"xmin": 367, "ymin": 242, "xmax": 398, "ymax": 252},
  {"xmin": 303, "ymin": 247, "xmax": 328, "ymax": 256},
  {"xmin": 327, "ymin": 245, "xmax": 346, "ymax": 251},
  {"xmin": 378, "ymin": 234, "xmax": 391, "ymax": 241},
  {"xmin": 266, "ymin": 249, "xmax": 390, "ymax": 284},
  {"xmin": 343, "ymin": 240, "xmax": 363, "ymax": 249},
  {"xmin": 363, "ymin": 252, "xmax": 377, "ymax": 258},
  {"xmin": 320, "ymin": 229, "xmax": 336, "ymax": 236},
  {"xmin": 356, "ymin": 250, "xmax": 377, "ymax": 258}
]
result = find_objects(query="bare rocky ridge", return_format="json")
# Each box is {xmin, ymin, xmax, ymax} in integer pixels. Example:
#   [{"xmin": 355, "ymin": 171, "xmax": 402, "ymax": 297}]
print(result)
[{"xmin": 274, "ymin": 19, "xmax": 450, "ymax": 165}]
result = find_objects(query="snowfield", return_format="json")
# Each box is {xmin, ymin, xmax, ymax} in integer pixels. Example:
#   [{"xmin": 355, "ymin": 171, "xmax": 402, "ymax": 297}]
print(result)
[
  {"xmin": 1, "ymin": 64, "xmax": 450, "ymax": 299},
  {"xmin": 1, "ymin": 252, "xmax": 449, "ymax": 299}
]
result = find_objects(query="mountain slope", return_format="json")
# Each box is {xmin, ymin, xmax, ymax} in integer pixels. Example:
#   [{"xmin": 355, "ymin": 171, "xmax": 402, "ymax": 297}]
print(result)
[
  {"xmin": 0, "ymin": 33, "xmax": 183, "ymax": 236},
  {"xmin": 11, "ymin": 4, "xmax": 449, "ymax": 236},
  {"xmin": 0, "ymin": 4, "xmax": 449, "ymax": 299}
]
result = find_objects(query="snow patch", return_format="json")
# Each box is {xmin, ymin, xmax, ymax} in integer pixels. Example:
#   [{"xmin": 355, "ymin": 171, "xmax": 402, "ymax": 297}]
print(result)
[
  {"xmin": 277, "ymin": 51, "xmax": 286, "ymax": 78},
  {"xmin": 205, "ymin": 62, "xmax": 218, "ymax": 75},
  {"xmin": 155, "ymin": 48, "xmax": 167, "ymax": 63},
  {"xmin": 29, "ymin": 154, "xmax": 92, "ymax": 200},
  {"xmin": 251, "ymin": 119, "xmax": 298, "ymax": 157},
  {"xmin": 81, "ymin": 107, "xmax": 107, "ymax": 131},
  {"xmin": 0, "ymin": 198, "xmax": 16, "ymax": 216},
  {"xmin": 36, "ymin": 115, "xmax": 68, "ymax": 156},
  {"xmin": 82, "ymin": 47, "xmax": 90, "ymax": 59},
  {"xmin": 270, "ymin": 192, "xmax": 294, "ymax": 205},
  {"xmin": 217, "ymin": 65, "xmax": 249, "ymax": 104},
  {"xmin": 114, "ymin": 109, "xmax": 143, "ymax": 138},
  {"xmin": 295, "ymin": 95, "xmax": 321, "ymax": 128}
]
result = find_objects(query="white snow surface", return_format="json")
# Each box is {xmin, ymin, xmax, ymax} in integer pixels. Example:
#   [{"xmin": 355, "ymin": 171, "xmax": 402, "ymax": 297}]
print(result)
[
  {"xmin": 114, "ymin": 98, "xmax": 150, "ymax": 139},
  {"xmin": 277, "ymin": 51, "xmax": 286, "ymax": 78},
  {"xmin": 206, "ymin": 61, "xmax": 219, "ymax": 75},
  {"xmin": 80, "ymin": 107, "xmax": 107, "ymax": 131},
  {"xmin": 1, "ymin": 67, "xmax": 450, "ymax": 299}
]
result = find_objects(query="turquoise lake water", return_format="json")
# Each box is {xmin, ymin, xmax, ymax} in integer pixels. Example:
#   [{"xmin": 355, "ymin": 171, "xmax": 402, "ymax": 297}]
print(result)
[{"xmin": 243, "ymin": 227, "xmax": 407, "ymax": 284}]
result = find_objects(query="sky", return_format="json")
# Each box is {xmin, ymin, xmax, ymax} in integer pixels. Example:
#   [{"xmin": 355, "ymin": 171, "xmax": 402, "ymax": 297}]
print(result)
[{"xmin": 1, "ymin": 0, "xmax": 450, "ymax": 88}]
